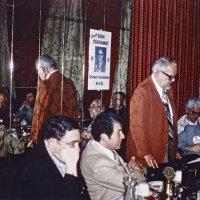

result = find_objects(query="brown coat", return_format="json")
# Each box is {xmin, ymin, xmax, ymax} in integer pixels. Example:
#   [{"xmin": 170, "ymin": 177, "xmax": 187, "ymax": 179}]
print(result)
[
  {"xmin": 31, "ymin": 71, "xmax": 78, "ymax": 142},
  {"xmin": 126, "ymin": 76, "xmax": 178, "ymax": 166}
]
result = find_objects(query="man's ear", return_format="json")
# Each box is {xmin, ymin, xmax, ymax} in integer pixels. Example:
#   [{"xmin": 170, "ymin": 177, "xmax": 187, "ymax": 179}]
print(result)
[
  {"xmin": 45, "ymin": 138, "xmax": 57, "ymax": 150},
  {"xmin": 100, "ymin": 133, "xmax": 108, "ymax": 141}
]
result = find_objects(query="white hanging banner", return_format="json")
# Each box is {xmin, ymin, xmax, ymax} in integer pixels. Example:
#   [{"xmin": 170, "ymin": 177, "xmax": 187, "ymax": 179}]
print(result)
[{"xmin": 88, "ymin": 29, "xmax": 112, "ymax": 90}]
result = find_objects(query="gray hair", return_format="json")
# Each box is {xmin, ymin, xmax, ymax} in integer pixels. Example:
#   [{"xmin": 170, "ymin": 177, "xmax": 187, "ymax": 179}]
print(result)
[
  {"xmin": 36, "ymin": 54, "xmax": 57, "ymax": 69},
  {"xmin": 152, "ymin": 57, "xmax": 177, "ymax": 73},
  {"xmin": 186, "ymin": 97, "xmax": 200, "ymax": 109}
]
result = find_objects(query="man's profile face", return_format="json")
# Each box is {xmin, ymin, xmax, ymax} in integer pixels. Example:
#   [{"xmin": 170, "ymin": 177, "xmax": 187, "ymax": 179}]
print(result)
[
  {"xmin": 103, "ymin": 122, "xmax": 125, "ymax": 150},
  {"xmin": 53, "ymin": 129, "xmax": 81, "ymax": 163},
  {"xmin": 159, "ymin": 63, "xmax": 177, "ymax": 90},
  {"xmin": 187, "ymin": 107, "xmax": 200, "ymax": 123},
  {"xmin": 89, "ymin": 100, "xmax": 101, "ymax": 119},
  {"xmin": 25, "ymin": 93, "xmax": 35, "ymax": 106},
  {"xmin": 112, "ymin": 94, "xmax": 123, "ymax": 108}
]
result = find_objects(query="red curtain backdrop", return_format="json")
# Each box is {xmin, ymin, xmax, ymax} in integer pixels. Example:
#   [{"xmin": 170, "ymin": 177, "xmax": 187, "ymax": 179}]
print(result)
[{"xmin": 127, "ymin": 0, "xmax": 200, "ymax": 125}]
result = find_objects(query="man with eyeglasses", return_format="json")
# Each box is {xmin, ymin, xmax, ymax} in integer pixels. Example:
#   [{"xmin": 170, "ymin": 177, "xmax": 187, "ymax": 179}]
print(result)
[
  {"xmin": 9, "ymin": 116, "xmax": 89, "ymax": 199},
  {"xmin": 178, "ymin": 97, "xmax": 200, "ymax": 156},
  {"xmin": 178, "ymin": 97, "xmax": 200, "ymax": 135},
  {"xmin": 126, "ymin": 57, "xmax": 181, "ymax": 169},
  {"xmin": 81, "ymin": 99, "xmax": 107, "ymax": 149}
]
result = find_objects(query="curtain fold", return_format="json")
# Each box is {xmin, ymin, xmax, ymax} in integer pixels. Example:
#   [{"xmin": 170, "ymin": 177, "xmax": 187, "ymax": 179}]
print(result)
[
  {"xmin": 41, "ymin": 0, "xmax": 84, "ymax": 105},
  {"xmin": 0, "ymin": 0, "xmax": 11, "ymax": 87},
  {"xmin": 112, "ymin": 0, "xmax": 132, "ymax": 96}
]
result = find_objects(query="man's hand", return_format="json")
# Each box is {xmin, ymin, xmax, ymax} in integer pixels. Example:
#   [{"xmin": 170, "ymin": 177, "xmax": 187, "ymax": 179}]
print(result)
[
  {"xmin": 27, "ymin": 140, "xmax": 34, "ymax": 148},
  {"xmin": 20, "ymin": 101, "xmax": 30, "ymax": 109},
  {"xmin": 127, "ymin": 156, "xmax": 139, "ymax": 170},
  {"xmin": 185, "ymin": 144, "xmax": 200, "ymax": 153},
  {"xmin": 176, "ymin": 152, "xmax": 182, "ymax": 159},
  {"xmin": 144, "ymin": 154, "xmax": 158, "ymax": 168},
  {"xmin": 61, "ymin": 143, "xmax": 80, "ymax": 177}
]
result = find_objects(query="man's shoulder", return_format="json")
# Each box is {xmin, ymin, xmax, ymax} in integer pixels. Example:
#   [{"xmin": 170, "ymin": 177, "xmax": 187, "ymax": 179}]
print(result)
[
  {"xmin": 134, "ymin": 76, "xmax": 154, "ymax": 92},
  {"xmin": 81, "ymin": 141, "xmax": 111, "ymax": 164},
  {"xmin": 49, "ymin": 72, "xmax": 76, "ymax": 88},
  {"xmin": 132, "ymin": 76, "xmax": 156, "ymax": 99},
  {"xmin": 184, "ymin": 125, "xmax": 200, "ymax": 134}
]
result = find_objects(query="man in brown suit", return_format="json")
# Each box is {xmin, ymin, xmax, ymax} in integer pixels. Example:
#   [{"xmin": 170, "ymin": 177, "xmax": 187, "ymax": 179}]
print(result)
[
  {"xmin": 126, "ymin": 57, "xmax": 181, "ymax": 168},
  {"xmin": 28, "ymin": 54, "xmax": 78, "ymax": 146}
]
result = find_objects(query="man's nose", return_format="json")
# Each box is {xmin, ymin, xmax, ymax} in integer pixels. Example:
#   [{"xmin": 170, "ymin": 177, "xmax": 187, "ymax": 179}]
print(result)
[{"xmin": 120, "ymin": 132, "xmax": 125, "ymax": 139}]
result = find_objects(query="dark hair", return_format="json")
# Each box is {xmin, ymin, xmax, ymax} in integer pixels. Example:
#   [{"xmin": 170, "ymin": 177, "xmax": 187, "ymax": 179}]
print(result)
[
  {"xmin": 91, "ymin": 111, "xmax": 122, "ymax": 141},
  {"xmin": 113, "ymin": 91, "xmax": 126, "ymax": 101},
  {"xmin": 24, "ymin": 88, "xmax": 37, "ymax": 98},
  {"xmin": 40, "ymin": 116, "xmax": 80, "ymax": 140}
]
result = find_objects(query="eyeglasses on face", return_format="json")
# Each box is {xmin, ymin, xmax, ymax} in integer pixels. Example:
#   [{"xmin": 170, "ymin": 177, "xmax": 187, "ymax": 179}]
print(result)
[
  {"xmin": 161, "ymin": 71, "xmax": 178, "ymax": 81},
  {"xmin": 189, "ymin": 109, "xmax": 200, "ymax": 117},
  {"xmin": 57, "ymin": 139, "xmax": 81, "ymax": 148},
  {"xmin": 88, "ymin": 105, "xmax": 100, "ymax": 111}
]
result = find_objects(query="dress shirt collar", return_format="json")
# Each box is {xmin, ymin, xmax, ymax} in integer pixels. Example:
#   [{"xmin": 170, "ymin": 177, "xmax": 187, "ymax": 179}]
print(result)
[
  {"xmin": 47, "ymin": 70, "xmax": 58, "ymax": 79},
  {"xmin": 179, "ymin": 114, "xmax": 199, "ymax": 126},
  {"xmin": 152, "ymin": 74, "xmax": 173, "ymax": 116},
  {"xmin": 45, "ymin": 145, "xmax": 66, "ymax": 177},
  {"xmin": 151, "ymin": 74, "xmax": 163, "ymax": 99},
  {"xmin": 93, "ymin": 140, "xmax": 115, "ymax": 161}
]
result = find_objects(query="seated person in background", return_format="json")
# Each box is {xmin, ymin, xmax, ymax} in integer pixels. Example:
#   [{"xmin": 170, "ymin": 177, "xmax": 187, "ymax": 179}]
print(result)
[
  {"xmin": 178, "ymin": 124, "xmax": 200, "ymax": 156},
  {"xmin": 108, "ymin": 91, "xmax": 127, "ymax": 159},
  {"xmin": 81, "ymin": 112, "xmax": 145, "ymax": 200},
  {"xmin": 80, "ymin": 126, "xmax": 93, "ymax": 150},
  {"xmin": 16, "ymin": 88, "xmax": 36, "ymax": 125},
  {"xmin": 80, "ymin": 99, "xmax": 106, "ymax": 149},
  {"xmin": 178, "ymin": 97, "xmax": 200, "ymax": 134},
  {"xmin": 0, "ymin": 120, "xmax": 25, "ymax": 158},
  {"xmin": 87, "ymin": 98, "xmax": 107, "ymax": 131},
  {"xmin": 108, "ymin": 91, "xmax": 126, "ymax": 124},
  {"xmin": 0, "ymin": 88, "xmax": 10, "ymax": 128},
  {"xmin": 9, "ymin": 116, "xmax": 89, "ymax": 199}
]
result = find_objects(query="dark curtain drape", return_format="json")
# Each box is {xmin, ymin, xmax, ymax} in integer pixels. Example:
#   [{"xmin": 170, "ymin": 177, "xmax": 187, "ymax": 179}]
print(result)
[
  {"xmin": 82, "ymin": 0, "xmax": 122, "ymax": 119},
  {"xmin": 127, "ymin": 0, "xmax": 200, "ymax": 127}
]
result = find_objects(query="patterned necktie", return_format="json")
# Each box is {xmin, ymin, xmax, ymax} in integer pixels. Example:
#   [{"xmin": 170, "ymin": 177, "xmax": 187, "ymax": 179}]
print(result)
[
  {"xmin": 113, "ymin": 151, "xmax": 120, "ymax": 164},
  {"xmin": 162, "ymin": 90, "xmax": 174, "ymax": 138}
]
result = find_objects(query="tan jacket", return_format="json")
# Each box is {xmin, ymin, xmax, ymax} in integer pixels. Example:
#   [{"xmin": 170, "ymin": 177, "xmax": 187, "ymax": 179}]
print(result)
[
  {"xmin": 126, "ymin": 76, "xmax": 178, "ymax": 166},
  {"xmin": 81, "ymin": 140, "xmax": 145, "ymax": 200},
  {"xmin": 31, "ymin": 71, "xmax": 78, "ymax": 142}
]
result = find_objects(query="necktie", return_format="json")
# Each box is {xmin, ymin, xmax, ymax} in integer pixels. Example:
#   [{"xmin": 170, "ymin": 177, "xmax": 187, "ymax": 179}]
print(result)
[
  {"xmin": 113, "ymin": 151, "xmax": 120, "ymax": 164},
  {"xmin": 162, "ymin": 90, "xmax": 174, "ymax": 138}
]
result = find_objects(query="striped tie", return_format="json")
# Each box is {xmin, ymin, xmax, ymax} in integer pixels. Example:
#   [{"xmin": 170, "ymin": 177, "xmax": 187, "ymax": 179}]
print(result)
[{"xmin": 162, "ymin": 90, "xmax": 174, "ymax": 138}]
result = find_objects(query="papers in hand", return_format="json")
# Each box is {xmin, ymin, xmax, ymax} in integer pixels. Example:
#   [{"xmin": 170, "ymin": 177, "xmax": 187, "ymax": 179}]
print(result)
[{"xmin": 187, "ymin": 157, "xmax": 200, "ymax": 164}]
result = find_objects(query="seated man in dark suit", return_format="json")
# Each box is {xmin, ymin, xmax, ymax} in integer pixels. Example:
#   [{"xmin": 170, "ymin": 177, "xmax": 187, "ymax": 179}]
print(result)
[
  {"xmin": 81, "ymin": 112, "xmax": 145, "ymax": 200},
  {"xmin": 9, "ymin": 116, "xmax": 89, "ymax": 199}
]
